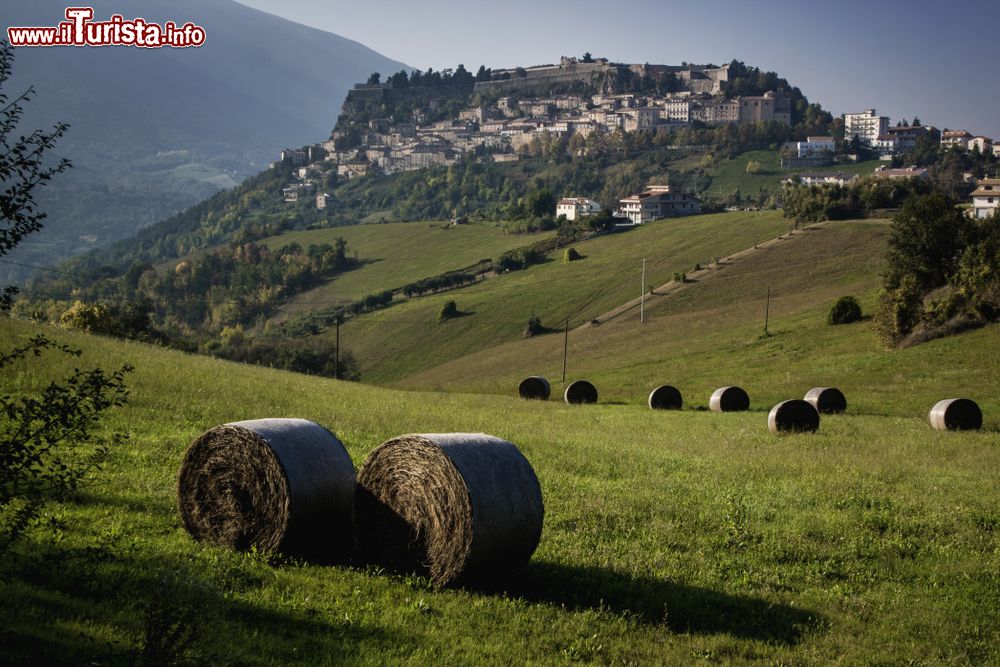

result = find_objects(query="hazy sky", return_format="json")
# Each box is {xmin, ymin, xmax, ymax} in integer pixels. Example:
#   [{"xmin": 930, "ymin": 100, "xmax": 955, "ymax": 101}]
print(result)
[{"xmin": 234, "ymin": 0, "xmax": 1000, "ymax": 138}]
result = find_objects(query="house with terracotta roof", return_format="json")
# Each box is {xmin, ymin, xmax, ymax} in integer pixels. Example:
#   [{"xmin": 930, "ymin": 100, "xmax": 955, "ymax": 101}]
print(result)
[
  {"xmin": 971, "ymin": 178, "xmax": 1000, "ymax": 219},
  {"xmin": 618, "ymin": 185, "xmax": 700, "ymax": 224},
  {"xmin": 941, "ymin": 130, "xmax": 973, "ymax": 148}
]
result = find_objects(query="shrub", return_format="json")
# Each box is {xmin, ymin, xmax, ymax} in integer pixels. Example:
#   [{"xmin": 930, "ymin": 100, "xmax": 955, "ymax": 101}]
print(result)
[
  {"xmin": 523, "ymin": 316, "xmax": 544, "ymax": 338},
  {"xmin": 828, "ymin": 296, "xmax": 862, "ymax": 325},
  {"xmin": 672, "ymin": 272, "xmax": 686, "ymax": 283},
  {"xmin": 563, "ymin": 247, "xmax": 581, "ymax": 262},
  {"xmin": 438, "ymin": 300, "xmax": 458, "ymax": 322},
  {"xmin": 746, "ymin": 160, "xmax": 763, "ymax": 174}
]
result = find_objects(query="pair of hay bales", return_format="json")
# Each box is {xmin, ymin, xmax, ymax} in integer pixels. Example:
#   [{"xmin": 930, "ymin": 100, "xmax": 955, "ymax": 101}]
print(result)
[
  {"xmin": 518, "ymin": 376, "xmax": 599, "ymax": 405},
  {"xmin": 177, "ymin": 419, "xmax": 543, "ymax": 587},
  {"xmin": 765, "ymin": 387, "xmax": 849, "ymax": 434}
]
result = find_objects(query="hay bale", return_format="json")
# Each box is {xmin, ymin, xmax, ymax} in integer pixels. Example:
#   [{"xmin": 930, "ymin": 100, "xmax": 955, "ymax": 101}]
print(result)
[
  {"xmin": 768, "ymin": 399, "xmax": 820, "ymax": 433},
  {"xmin": 518, "ymin": 376, "xmax": 551, "ymax": 400},
  {"xmin": 177, "ymin": 418, "xmax": 355, "ymax": 558},
  {"xmin": 648, "ymin": 385, "xmax": 683, "ymax": 410},
  {"xmin": 804, "ymin": 387, "xmax": 847, "ymax": 414},
  {"xmin": 929, "ymin": 398, "xmax": 983, "ymax": 431},
  {"xmin": 709, "ymin": 386, "xmax": 750, "ymax": 412},
  {"xmin": 564, "ymin": 380, "xmax": 598, "ymax": 404},
  {"xmin": 356, "ymin": 433, "xmax": 543, "ymax": 587}
]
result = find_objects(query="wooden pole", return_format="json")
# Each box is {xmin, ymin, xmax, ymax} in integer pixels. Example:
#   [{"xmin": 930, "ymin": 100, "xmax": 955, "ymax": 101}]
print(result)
[
  {"xmin": 562, "ymin": 318, "xmax": 569, "ymax": 383},
  {"xmin": 764, "ymin": 286, "xmax": 770, "ymax": 336},
  {"xmin": 335, "ymin": 316, "xmax": 341, "ymax": 379},
  {"xmin": 640, "ymin": 258, "xmax": 646, "ymax": 324}
]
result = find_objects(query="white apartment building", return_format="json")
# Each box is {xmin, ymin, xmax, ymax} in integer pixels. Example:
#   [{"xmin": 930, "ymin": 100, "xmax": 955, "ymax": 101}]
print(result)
[
  {"xmin": 796, "ymin": 136, "xmax": 835, "ymax": 158},
  {"xmin": 971, "ymin": 178, "xmax": 1000, "ymax": 219},
  {"xmin": 556, "ymin": 197, "xmax": 602, "ymax": 221},
  {"xmin": 844, "ymin": 109, "xmax": 889, "ymax": 146},
  {"xmin": 968, "ymin": 136, "xmax": 993, "ymax": 154}
]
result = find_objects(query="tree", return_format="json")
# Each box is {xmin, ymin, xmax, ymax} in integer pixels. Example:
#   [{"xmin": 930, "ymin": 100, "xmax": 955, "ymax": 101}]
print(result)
[
  {"xmin": 1, "ymin": 43, "xmax": 71, "ymax": 310},
  {"xmin": 0, "ymin": 39, "xmax": 131, "ymax": 551},
  {"xmin": 582, "ymin": 52, "xmax": 594, "ymax": 63},
  {"xmin": 526, "ymin": 188, "xmax": 556, "ymax": 218},
  {"xmin": 437, "ymin": 300, "xmax": 459, "ymax": 322},
  {"xmin": 885, "ymin": 192, "xmax": 970, "ymax": 290},
  {"xmin": 366, "ymin": 72, "xmax": 380, "ymax": 85}
]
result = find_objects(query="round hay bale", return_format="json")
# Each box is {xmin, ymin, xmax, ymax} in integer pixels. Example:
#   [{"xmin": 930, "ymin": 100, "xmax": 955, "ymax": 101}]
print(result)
[
  {"xmin": 768, "ymin": 399, "xmax": 820, "ymax": 434},
  {"xmin": 709, "ymin": 386, "xmax": 750, "ymax": 412},
  {"xmin": 518, "ymin": 376, "xmax": 551, "ymax": 400},
  {"xmin": 929, "ymin": 398, "xmax": 983, "ymax": 431},
  {"xmin": 564, "ymin": 380, "xmax": 598, "ymax": 404},
  {"xmin": 177, "ymin": 418, "xmax": 355, "ymax": 558},
  {"xmin": 804, "ymin": 387, "xmax": 847, "ymax": 414},
  {"xmin": 648, "ymin": 385, "xmax": 683, "ymax": 410},
  {"xmin": 356, "ymin": 433, "xmax": 544, "ymax": 587}
]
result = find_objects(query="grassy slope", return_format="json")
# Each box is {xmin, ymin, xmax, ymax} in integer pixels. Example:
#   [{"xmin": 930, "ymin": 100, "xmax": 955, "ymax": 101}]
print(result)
[
  {"xmin": 327, "ymin": 211, "xmax": 792, "ymax": 383},
  {"xmin": 257, "ymin": 221, "xmax": 553, "ymax": 312},
  {"xmin": 402, "ymin": 219, "xmax": 1000, "ymax": 422},
  {"xmin": 705, "ymin": 150, "xmax": 881, "ymax": 200},
  {"xmin": 2, "ymin": 317, "xmax": 999, "ymax": 665}
]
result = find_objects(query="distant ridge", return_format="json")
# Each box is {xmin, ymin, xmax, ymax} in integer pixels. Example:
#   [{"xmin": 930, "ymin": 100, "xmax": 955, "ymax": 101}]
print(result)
[{"xmin": 2, "ymin": 0, "xmax": 407, "ymax": 281}]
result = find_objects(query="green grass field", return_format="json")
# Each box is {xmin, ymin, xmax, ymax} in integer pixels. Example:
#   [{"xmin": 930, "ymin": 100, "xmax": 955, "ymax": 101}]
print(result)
[
  {"xmin": 2, "ymin": 316, "xmax": 999, "ymax": 665},
  {"xmin": 323, "ymin": 211, "xmax": 792, "ymax": 383},
  {"xmin": 704, "ymin": 151, "xmax": 881, "ymax": 202},
  {"xmin": 257, "ymin": 221, "xmax": 553, "ymax": 313}
]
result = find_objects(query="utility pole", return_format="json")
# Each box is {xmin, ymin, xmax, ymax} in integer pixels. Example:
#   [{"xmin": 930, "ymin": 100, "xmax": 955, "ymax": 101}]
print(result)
[
  {"xmin": 335, "ymin": 315, "xmax": 341, "ymax": 379},
  {"xmin": 764, "ymin": 286, "xmax": 771, "ymax": 336},
  {"xmin": 640, "ymin": 258, "xmax": 646, "ymax": 324},
  {"xmin": 562, "ymin": 318, "xmax": 569, "ymax": 384}
]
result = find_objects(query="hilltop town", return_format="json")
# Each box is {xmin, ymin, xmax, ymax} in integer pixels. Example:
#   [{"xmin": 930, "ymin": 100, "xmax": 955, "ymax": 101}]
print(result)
[
  {"xmin": 314, "ymin": 57, "xmax": 792, "ymax": 179},
  {"xmin": 270, "ymin": 56, "xmax": 998, "ymax": 224}
]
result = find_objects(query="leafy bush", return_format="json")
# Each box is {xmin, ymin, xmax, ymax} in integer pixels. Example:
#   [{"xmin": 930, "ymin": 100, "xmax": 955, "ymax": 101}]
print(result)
[
  {"xmin": 523, "ymin": 316, "xmax": 545, "ymax": 338},
  {"xmin": 672, "ymin": 272, "xmax": 686, "ymax": 283},
  {"xmin": 563, "ymin": 247, "xmax": 581, "ymax": 262},
  {"xmin": 828, "ymin": 296, "xmax": 862, "ymax": 325},
  {"xmin": 1, "ymin": 337, "xmax": 131, "ymax": 552},
  {"xmin": 438, "ymin": 300, "xmax": 459, "ymax": 322}
]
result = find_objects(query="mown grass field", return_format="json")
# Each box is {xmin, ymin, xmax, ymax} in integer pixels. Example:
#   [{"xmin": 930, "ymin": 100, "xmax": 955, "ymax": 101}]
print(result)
[
  {"xmin": 257, "ymin": 221, "xmax": 553, "ymax": 313},
  {"xmin": 324, "ymin": 211, "xmax": 792, "ymax": 383},
  {"xmin": 399, "ymin": 219, "xmax": 1000, "ymax": 421},
  {"xmin": 704, "ymin": 151, "xmax": 881, "ymax": 202},
  {"xmin": 2, "ymin": 316, "xmax": 999, "ymax": 665}
]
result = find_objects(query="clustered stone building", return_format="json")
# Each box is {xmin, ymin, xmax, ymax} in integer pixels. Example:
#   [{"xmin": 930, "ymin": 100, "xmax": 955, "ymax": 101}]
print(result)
[{"xmin": 316, "ymin": 61, "xmax": 792, "ymax": 181}]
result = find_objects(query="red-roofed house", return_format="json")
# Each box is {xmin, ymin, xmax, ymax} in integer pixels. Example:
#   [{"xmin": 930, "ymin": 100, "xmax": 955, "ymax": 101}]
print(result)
[{"xmin": 618, "ymin": 185, "xmax": 701, "ymax": 224}]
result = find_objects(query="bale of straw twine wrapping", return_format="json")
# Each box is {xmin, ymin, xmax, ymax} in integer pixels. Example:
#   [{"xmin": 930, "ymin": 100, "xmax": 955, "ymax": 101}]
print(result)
[
  {"xmin": 710, "ymin": 386, "xmax": 750, "ymax": 412},
  {"xmin": 177, "ymin": 418, "xmax": 355, "ymax": 558},
  {"xmin": 768, "ymin": 399, "xmax": 820, "ymax": 433},
  {"xmin": 648, "ymin": 385, "xmax": 683, "ymax": 410},
  {"xmin": 356, "ymin": 433, "xmax": 544, "ymax": 587},
  {"xmin": 929, "ymin": 398, "xmax": 982, "ymax": 431},
  {"xmin": 518, "ymin": 376, "xmax": 551, "ymax": 400},
  {"xmin": 564, "ymin": 380, "xmax": 598, "ymax": 405},
  {"xmin": 804, "ymin": 387, "xmax": 847, "ymax": 414}
]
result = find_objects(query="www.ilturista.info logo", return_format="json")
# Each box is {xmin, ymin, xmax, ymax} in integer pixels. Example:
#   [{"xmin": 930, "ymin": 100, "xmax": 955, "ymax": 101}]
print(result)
[{"xmin": 6, "ymin": 7, "xmax": 206, "ymax": 48}]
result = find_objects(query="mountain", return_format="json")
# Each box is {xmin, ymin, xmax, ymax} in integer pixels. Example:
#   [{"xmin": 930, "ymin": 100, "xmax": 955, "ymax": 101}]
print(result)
[{"xmin": 2, "ymin": 0, "xmax": 407, "ymax": 282}]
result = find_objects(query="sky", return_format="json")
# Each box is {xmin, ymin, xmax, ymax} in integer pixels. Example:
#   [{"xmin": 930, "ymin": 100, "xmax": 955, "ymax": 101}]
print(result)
[{"xmin": 234, "ymin": 0, "xmax": 1000, "ymax": 138}]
